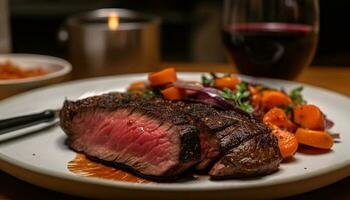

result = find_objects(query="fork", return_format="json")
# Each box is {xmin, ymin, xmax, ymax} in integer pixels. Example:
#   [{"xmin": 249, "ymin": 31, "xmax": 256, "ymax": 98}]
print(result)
[
  {"xmin": 0, "ymin": 109, "xmax": 59, "ymax": 135},
  {"xmin": 0, "ymin": 91, "xmax": 105, "ymax": 135}
]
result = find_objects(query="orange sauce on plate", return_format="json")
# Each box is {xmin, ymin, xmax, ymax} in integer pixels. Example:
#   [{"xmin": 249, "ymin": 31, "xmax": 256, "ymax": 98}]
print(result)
[{"xmin": 68, "ymin": 154, "xmax": 150, "ymax": 184}]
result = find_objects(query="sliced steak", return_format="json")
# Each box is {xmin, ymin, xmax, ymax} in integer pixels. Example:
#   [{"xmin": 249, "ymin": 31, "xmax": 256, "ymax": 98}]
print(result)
[
  {"xmin": 209, "ymin": 133, "xmax": 281, "ymax": 178},
  {"xmin": 143, "ymin": 98, "xmax": 282, "ymax": 177},
  {"xmin": 144, "ymin": 99, "xmax": 222, "ymax": 170},
  {"xmin": 60, "ymin": 93, "xmax": 201, "ymax": 178},
  {"xmin": 179, "ymin": 103, "xmax": 281, "ymax": 178},
  {"xmin": 170, "ymin": 101, "xmax": 229, "ymax": 170},
  {"xmin": 209, "ymin": 109, "xmax": 281, "ymax": 178},
  {"xmin": 60, "ymin": 92, "xmax": 281, "ymax": 179}
]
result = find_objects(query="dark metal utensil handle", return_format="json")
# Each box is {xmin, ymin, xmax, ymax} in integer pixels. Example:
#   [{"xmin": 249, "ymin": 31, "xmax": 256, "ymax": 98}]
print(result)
[{"xmin": 0, "ymin": 110, "xmax": 58, "ymax": 135}]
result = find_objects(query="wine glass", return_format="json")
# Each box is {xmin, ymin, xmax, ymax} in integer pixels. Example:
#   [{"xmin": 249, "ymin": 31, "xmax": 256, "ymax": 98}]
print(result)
[{"xmin": 222, "ymin": 0, "xmax": 319, "ymax": 80}]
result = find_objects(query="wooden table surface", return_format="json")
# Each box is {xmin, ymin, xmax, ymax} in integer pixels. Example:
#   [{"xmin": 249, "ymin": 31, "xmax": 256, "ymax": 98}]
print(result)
[{"xmin": 1, "ymin": 63, "xmax": 350, "ymax": 200}]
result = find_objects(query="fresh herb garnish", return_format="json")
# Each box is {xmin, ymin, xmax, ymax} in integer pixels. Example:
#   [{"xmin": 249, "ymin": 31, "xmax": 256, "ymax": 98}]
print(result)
[
  {"xmin": 240, "ymin": 101, "xmax": 254, "ymax": 113},
  {"xmin": 280, "ymin": 104, "xmax": 293, "ymax": 114},
  {"xmin": 219, "ymin": 82, "xmax": 253, "ymax": 113},
  {"xmin": 289, "ymin": 86, "xmax": 306, "ymax": 105},
  {"xmin": 201, "ymin": 75, "xmax": 214, "ymax": 87},
  {"xmin": 127, "ymin": 90, "xmax": 136, "ymax": 94},
  {"xmin": 142, "ymin": 89, "xmax": 162, "ymax": 97},
  {"xmin": 236, "ymin": 82, "xmax": 248, "ymax": 93}
]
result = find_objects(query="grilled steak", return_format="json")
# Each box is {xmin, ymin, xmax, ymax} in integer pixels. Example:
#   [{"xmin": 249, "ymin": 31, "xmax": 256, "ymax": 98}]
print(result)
[
  {"xmin": 166, "ymin": 101, "xmax": 281, "ymax": 178},
  {"xmin": 209, "ymin": 109, "xmax": 281, "ymax": 178},
  {"xmin": 60, "ymin": 92, "xmax": 281, "ymax": 179},
  {"xmin": 60, "ymin": 93, "xmax": 201, "ymax": 178},
  {"xmin": 209, "ymin": 133, "xmax": 281, "ymax": 178}
]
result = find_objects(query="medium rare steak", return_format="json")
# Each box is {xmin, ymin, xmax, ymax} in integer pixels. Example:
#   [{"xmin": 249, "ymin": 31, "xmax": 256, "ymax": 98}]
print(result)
[
  {"xmin": 60, "ymin": 92, "xmax": 281, "ymax": 179},
  {"xmin": 60, "ymin": 93, "xmax": 201, "ymax": 178}
]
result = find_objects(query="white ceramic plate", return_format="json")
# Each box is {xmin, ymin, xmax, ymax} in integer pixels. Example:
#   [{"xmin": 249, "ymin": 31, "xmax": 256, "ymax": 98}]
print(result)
[{"xmin": 0, "ymin": 73, "xmax": 349, "ymax": 200}]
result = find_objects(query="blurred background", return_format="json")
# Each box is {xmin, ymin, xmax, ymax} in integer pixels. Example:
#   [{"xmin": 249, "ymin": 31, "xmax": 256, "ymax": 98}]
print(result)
[{"xmin": 9, "ymin": 0, "xmax": 350, "ymax": 66}]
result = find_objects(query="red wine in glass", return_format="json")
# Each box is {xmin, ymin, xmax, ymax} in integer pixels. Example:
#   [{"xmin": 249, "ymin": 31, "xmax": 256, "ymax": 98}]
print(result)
[{"xmin": 222, "ymin": 23, "xmax": 318, "ymax": 79}]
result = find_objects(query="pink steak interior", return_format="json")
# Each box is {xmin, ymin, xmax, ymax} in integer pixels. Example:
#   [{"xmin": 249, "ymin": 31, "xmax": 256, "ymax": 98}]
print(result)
[{"xmin": 70, "ymin": 109, "xmax": 180, "ymax": 176}]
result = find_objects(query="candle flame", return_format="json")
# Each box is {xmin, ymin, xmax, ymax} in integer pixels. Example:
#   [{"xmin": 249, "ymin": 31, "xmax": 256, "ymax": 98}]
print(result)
[{"xmin": 108, "ymin": 12, "xmax": 119, "ymax": 30}]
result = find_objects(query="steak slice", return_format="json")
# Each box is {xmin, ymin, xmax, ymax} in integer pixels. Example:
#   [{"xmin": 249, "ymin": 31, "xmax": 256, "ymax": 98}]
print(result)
[
  {"xmin": 209, "ymin": 109, "xmax": 281, "ymax": 178},
  {"xmin": 60, "ymin": 93, "xmax": 201, "ymax": 178},
  {"xmin": 144, "ymin": 99, "xmax": 222, "ymax": 170},
  {"xmin": 182, "ymin": 103, "xmax": 281, "ymax": 178},
  {"xmin": 209, "ymin": 133, "xmax": 281, "ymax": 178},
  {"xmin": 145, "ymin": 98, "xmax": 282, "ymax": 177}
]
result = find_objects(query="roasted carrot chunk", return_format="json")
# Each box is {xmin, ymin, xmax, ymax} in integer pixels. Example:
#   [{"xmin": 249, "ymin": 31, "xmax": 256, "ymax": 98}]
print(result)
[
  {"xmin": 214, "ymin": 77, "xmax": 240, "ymax": 90},
  {"xmin": 293, "ymin": 104, "xmax": 325, "ymax": 130},
  {"xmin": 251, "ymin": 94, "xmax": 262, "ymax": 109},
  {"xmin": 261, "ymin": 90, "xmax": 292, "ymax": 109},
  {"xmin": 248, "ymin": 85, "xmax": 259, "ymax": 95},
  {"xmin": 148, "ymin": 68, "xmax": 177, "ymax": 86},
  {"xmin": 249, "ymin": 86, "xmax": 262, "ymax": 108},
  {"xmin": 161, "ymin": 86, "xmax": 185, "ymax": 100},
  {"xmin": 263, "ymin": 108, "xmax": 297, "ymax": 132},
  {"xmin": 272, "ymin": 128, "xmax": 298, "ymax": 159},
  {"xmin": 295, "ymin": 128, "xmax": 333, "ymax": 149},
  {"xmin": 128, "ymin": 81, "xmax": 146, "ymax": 91}
]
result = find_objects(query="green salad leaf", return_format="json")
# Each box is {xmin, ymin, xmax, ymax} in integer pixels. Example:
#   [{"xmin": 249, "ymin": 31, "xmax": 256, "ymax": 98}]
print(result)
[
  {"xmin": 219, "ymin": 82, "xmax": 253, "ymax": 113},
  {"xmin": 201, "ymin": 75, "xmax": 214, "ymax": 87},
  {"xmin": 142, "ymin": 89, "xmax": 162, "ymax": 97},
  {"xmin": 289, "ymin": 86, "xmax": 306, "ymax": 105}
]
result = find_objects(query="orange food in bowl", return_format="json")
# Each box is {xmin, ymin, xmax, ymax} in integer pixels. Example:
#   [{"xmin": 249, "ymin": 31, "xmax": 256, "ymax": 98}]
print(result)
[{"xmin": 0, "ymin": 61, "xmax": 48, "ymax": 80}]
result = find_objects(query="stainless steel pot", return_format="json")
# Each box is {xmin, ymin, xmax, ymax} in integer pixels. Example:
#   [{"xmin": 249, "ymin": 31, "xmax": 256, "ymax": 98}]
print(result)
[{"xmin": 63, "ymin": 8, "xmax": 161, "ymax": 78}]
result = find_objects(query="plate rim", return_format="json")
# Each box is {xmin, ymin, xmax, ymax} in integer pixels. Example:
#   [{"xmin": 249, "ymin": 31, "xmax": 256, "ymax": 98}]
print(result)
[{"xmin": 1, "ymin": 148, "xmax": 350, "ymax": 191}]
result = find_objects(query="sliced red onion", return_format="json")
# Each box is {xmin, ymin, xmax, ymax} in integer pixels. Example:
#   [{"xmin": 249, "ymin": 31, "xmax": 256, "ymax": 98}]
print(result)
[
  {"xmin": 171, "ymin": 81, "xmax": 239, "ymax": 110},
  {"xmin": 186, "ymin": 87, "xmax": 235, "ymax": 109},
  {"xmin": 325, "ymin": 118, "xmax": 334, "ymax": 129},
  {"xmin": 201, "ymin": 87, "xmax": 221, "ymax": 95}
]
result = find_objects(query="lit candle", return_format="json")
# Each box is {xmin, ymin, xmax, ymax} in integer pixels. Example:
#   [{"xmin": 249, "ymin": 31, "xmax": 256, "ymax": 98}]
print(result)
[
  {"xmin": 65, "ymin": 9, "xmax": 161, "ymax": 78},
  {"xmin": 108, "ymin": 12, "xmax": 119, "ymax": 31}
]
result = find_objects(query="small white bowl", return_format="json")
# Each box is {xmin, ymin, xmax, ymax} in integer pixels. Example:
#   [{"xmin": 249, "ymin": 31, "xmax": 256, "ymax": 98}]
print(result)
[{"xmin": 0, "ymin": 54, "xmax": 72, "ymax": 99}]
